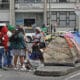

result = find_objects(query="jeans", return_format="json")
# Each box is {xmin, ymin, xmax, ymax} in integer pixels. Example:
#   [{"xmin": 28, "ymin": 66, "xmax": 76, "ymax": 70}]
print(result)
[
  {"xmin": 7, "ymin": 47, "xmax": 13, "ymax": 66},
  {"xmin": 0, "ymin": 48, "xmax": 4, "ymax": 67},
  {"xmin": 3, "ymin": 52, "xmax": 8, "ymax": 67},
  {"xmin": 4, "ymin": 47, "xmax": 13, "ymax": 66}
]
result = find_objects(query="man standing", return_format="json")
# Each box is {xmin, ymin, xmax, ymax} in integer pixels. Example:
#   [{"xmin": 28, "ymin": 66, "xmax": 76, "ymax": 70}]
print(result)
[
  {"xmin": 7, "ymin": 25, "xmax": 15, "ymax": 67},
  {"xmin": 0, "ymin": 25, "xmax": 9, "ymax": 68},
  {"xmin": 41, "ymin": 24, "xmax": 48, "ymax": 35}
]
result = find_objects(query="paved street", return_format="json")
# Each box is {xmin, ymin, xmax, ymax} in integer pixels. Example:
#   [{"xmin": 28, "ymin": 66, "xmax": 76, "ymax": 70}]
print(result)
[
  {"xmin": 0, "ymin": 69, "xmax": 80, "ymax": 80},
  {"xmin": 0, "ymin": 70, "xmax": 60, "ymax": 80},
  {"xmin": 63, "ymin": 70, "xmax": 80, "ymax": 80}
]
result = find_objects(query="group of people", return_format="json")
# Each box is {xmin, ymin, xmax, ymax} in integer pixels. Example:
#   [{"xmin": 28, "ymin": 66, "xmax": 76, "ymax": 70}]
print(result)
[{"xmin": 0, "ymin": 24, "xmax": 47, "ymax": 71}]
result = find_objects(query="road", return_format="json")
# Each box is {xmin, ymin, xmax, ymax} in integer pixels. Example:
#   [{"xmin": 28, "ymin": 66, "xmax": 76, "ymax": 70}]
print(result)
[
  {"xmin": 63, "ymin": 70, "xmax": 80, "ymax": 80},
  {"xmin": 0, "ymin": 69, "xmax": 80, "ymax": 80},
  {"xmin": 0, "ymin": 70, "xmax": 60, "ymax": 80}
]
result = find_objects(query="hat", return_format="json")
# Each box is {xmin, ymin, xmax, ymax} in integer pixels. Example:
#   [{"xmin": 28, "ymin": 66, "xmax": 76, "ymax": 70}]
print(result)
[
  {"xmin": 1, "ymin": 26, "xmax": 8, "ymax": 33},
  {"xmin": 8, "ymin": 25, "xmax": 15, "ymax": 31},
  {"xmin": 35, "ymin": 27, "xmax": 41, "ymax": 32}
]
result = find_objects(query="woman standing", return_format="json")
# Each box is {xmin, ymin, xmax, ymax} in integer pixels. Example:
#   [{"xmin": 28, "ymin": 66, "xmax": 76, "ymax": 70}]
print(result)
[{"xmin": 31, "ymin": 27, "xmax": 44, "ymax": 63}]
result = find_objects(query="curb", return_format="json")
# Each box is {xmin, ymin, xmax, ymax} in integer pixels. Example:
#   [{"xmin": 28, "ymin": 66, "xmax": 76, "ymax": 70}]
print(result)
[
  {"xmin": 44, "ymin": 62, "xmax": 75, "ymax": 67},
  {"xmin": 34, "ymin": 70, "xmax": 68, "ymax": 76},
  {"xmin": 34, "ymin": 63, "xmax": 80, "ymax": 76},
  {"xmin": 44, "ymin": 58, "xmax": 80, "ymax": 67}
]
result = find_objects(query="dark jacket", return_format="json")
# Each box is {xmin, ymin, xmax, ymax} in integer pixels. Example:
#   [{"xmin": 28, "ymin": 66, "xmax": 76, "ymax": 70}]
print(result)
[{"xmin": 10, "ymin": 30, "xmax": 26, "ymax": 49}]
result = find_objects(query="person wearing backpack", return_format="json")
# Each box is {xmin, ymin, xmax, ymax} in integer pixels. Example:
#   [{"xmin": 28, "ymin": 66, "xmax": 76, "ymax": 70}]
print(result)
[
  {"xmin": 10, "ymin": 26, "xmax": 27, "ymax": 70},
  {"xmin": 0, "ymin": 26, "xmax": 9, "ymax": 68}
]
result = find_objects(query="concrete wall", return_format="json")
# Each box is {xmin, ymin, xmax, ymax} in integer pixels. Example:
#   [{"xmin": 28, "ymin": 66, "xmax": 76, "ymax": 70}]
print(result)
[
  {"xmin": 0, "ymin": 10, "xmax": 9, "ymax": 21},
  {"xmin": 15, "ymin": 3, "xmax": 76, "ymax": 12},
  {"xmin": 15, "ymin": 3, "xmax": 44, "ymax": 12}
]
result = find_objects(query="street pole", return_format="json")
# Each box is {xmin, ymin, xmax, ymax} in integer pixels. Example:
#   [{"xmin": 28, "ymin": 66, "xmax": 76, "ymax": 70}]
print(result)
[
  {"xmin": 10, "ymin": 0, "xmax": 15, "ymax": 26},
  {"xmin": 74, "ymin": 2, "xmax": 80, "ymax": 32},
  {"xmin": 44, "ymin": 0, "xmax": 47, "ymax": 26},
  {"xmin": 49, "ymin": 0, "xmax": 53, "ymax": 40},
  {"xmin": 49, "ymin": 0, "xmax": 51, "ymax": 34}
]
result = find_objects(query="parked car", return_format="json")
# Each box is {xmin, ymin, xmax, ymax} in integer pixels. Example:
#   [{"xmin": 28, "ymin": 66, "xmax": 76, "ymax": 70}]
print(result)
[
  {"xmin": 24, "ymin": 28, "xmax": 35, "ymax": 42},
  {"xmin": 0, "ymin": 23, "xmax": 6, "ymax": 27}
]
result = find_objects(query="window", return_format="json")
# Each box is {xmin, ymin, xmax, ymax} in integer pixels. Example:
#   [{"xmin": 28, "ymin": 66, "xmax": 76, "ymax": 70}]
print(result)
[
  {"xmin": 51, "ymin": 12, "xmax": 57, "ymax": 20},
  {"xmin": 69, "ymin": 15, "xmax": 76, "ymax": 20},
  {"xmin": 35, "ymin": 0, "xmax": 41, "ymax": 3},
  {"xmin": 0, "ymin": 0, "xmax": 9, "ymax": 9},
  {"xmin": 60, "ymin": 12, "xmax": 67, "ymax": 20},
  {"xmin": 47, "ymin": 11, "xmax": 76, "ymax": 27},
  {"xmin": 60, "ymin": 15, "xmax": 66, "ymax": 20},
  {"xmin": 59, "ymin": 0, "xmax": 67, "ymax": 2},
  {"xmin": 47, "ymin": 0, "xmax": 57, "ymax": 3},
  {"xmin": 60, "ymin": 21, "xmax": 66, "ymax": 27},
  {"xmin": 15, "ymin": 0, "xmax": 42, "ymax": 3},
  {"xmin": 51, "ymin": 15, "xmax": 56, "ymax": 20},
  {"xmin": 2, "ymin": 0, "xmax": 9, "ymax": 2},
  {"xmin": 24, "ymin": 0, "xmax": 35, "ymax": 3},
  {"xmin": 69, "ymin": 21, "xmax": 76, "ymax": 27},
  {"xmin": 24, "ymin": 19, "xmax": 35, "ymax": 26},
  {"xmin": 69, "ymin": 0, "xmax": 77, "ymax": 3}
]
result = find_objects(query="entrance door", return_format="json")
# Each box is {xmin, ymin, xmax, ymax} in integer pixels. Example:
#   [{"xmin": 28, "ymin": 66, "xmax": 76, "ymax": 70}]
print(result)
[{"xmin": 24, "ymin": 19, "xmax": 35, "ymax": 27}]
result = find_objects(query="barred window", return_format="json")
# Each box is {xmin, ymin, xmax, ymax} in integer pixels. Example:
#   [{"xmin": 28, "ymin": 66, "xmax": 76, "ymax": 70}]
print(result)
[{"xmin": 48, "ymin": 11, "xmax": 76, "ymax": 27}]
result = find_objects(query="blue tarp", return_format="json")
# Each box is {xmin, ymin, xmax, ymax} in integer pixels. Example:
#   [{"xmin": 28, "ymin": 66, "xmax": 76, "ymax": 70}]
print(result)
[{"xmin": 73, "ymin": 32, "xmax": 80, "ymax": 44}]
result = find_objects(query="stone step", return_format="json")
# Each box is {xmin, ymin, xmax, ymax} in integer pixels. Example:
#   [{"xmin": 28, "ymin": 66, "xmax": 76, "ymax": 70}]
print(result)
[{"xmin": 34, "ymin": 63, "xmax": 80, "ymax": 76}]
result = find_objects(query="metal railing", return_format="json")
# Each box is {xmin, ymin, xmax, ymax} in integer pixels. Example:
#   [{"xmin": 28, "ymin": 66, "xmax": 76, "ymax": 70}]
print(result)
[
  {"xmin": 0, "ymin": 2, "xmax": 9, "ymax": 9},
  {"xmin": 47, "ymin": 0, "xmax": 78, "ymax": 3},
  {"xmin": 15, "ymin": 0, "xmax": 43, "ymax": 3}
]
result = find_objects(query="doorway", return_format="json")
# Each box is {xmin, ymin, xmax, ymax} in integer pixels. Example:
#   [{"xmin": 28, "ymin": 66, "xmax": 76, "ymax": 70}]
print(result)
[{"xmin": 24, "ymin": 19, "xmax": 35, "ymax": 27}]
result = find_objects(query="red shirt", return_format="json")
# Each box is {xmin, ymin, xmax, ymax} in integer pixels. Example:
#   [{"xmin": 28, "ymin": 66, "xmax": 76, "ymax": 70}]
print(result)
[{"xmin": 0, "ymin": 26, "xmax": 9, "ymax": 49}]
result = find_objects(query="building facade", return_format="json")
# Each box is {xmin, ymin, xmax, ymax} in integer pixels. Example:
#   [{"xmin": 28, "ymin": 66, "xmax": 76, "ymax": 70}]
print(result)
[
  {"xmin": 0, "ymin": 0, "xmax": 9, "ymax": 23},
  {"xmin": 0, "ymin": 0, "xmax": 80, "ymax": 31}
]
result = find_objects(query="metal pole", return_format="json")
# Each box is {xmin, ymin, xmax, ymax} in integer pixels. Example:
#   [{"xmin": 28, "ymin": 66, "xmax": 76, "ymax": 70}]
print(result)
[
  {"xmin": 10, "ymin": 0, "xmax": 15, "ymax": 26},
  {"xmin": 74, "ymin": 1, "xmax": 80, "ymax": 32},
  {"xmin": 44, "ymin": 0, "xmax": 47, "ymax": 26},
  {"xmin": 49, "ymin": 0, "xmax": 51, "ymax": 34}
]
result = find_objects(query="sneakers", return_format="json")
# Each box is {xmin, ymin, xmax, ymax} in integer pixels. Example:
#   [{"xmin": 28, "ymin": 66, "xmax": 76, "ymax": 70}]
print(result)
[
  {"xmin": 14, "ymin": 67, "xmax": 19, "ymax": 70},
  {"xmin": 20, "ymin": 67, "xmax": 26, "ymax": 71},
  {"xmin": 20, "ymin": 64, "xmax": 26, "ymax": 71}
]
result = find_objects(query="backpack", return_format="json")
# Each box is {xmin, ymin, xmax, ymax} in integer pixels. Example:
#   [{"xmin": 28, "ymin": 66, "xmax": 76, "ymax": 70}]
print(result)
[{"xmin": 10, "ymin": 30, "xmax": 20, "ymax": 42}]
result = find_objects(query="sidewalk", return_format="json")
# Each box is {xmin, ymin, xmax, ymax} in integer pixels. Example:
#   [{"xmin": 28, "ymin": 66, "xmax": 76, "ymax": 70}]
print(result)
[{"xmin": 34, "ymin": 63, "xmax": 80, "ymax": 76}]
